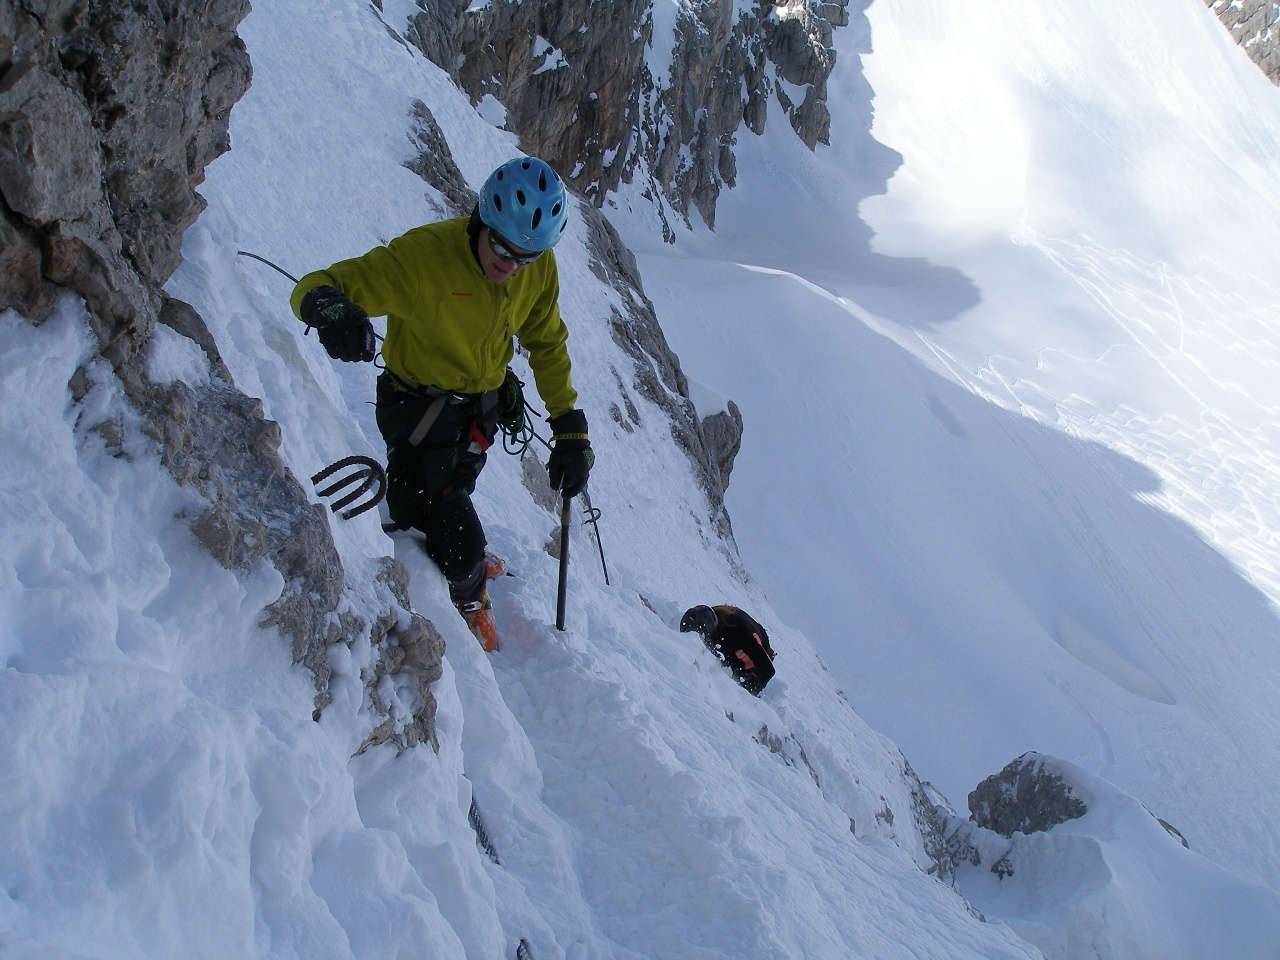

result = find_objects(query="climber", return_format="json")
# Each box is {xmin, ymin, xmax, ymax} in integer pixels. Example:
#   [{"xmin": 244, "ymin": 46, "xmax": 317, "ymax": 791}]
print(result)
[
  {"xmin": 290, "ymin": 156, "xmax": 593, "ymax": 652},
  {"xmin": 680, "ymin": 604, "xmax": 777, "ymax": 695}
]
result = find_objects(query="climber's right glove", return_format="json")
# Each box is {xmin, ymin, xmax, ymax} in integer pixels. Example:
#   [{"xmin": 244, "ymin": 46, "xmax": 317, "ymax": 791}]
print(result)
[
  {"xmin": 547, "ymin": 409, "xmax": 594, "ymax": 499},
  {"xmin": 299, "ymin": 285, "xmax": 377, "ymax": 363}
]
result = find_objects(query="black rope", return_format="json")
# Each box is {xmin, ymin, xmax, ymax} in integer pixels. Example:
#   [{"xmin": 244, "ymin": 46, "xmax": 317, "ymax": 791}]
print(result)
[
  {"xmin": 236, "ymin": 249, "xmax": 386, "ymax": 366},
  {"xmin": 236, "ymin": 250, "xmax": 299, "ymax": 283},
  {"xmin": 582, "ymin": 488, "xmax": 610, "ymax": 585},
  {"xmin": 525, "ymin": 405, "xmax": 610, "ymax": 585}
]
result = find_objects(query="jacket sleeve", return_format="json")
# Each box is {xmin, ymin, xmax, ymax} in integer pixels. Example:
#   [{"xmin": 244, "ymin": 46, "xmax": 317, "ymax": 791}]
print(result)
[
  {"xmin": 290, "ymin": 235, "xmax": 422, "ymax": 322},
  {"xmin": 518, "ymin": 255, "xmax": 578, "ymax": 418}
]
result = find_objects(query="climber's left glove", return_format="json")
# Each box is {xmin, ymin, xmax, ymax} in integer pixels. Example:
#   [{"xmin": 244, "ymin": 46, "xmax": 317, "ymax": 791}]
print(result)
[{"xmin": 547, "ymin": 409, "xmax": 593, "ymax": 499}]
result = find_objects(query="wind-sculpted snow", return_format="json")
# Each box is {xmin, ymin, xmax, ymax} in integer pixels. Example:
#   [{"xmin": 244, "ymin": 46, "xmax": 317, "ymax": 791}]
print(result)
[
  {"xmin": 995, "ymin": 229, "xmax": 1280, "ymax": 605},
  {"xmin": 951, "ymin": 757, "xmax": 1280, "ymax": 960}
]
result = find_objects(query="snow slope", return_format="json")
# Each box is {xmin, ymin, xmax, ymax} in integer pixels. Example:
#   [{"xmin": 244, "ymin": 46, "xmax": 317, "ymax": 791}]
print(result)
[
  {"xmin": 4, "ymin": 0, "xmax": 1280, "ymax": 958},
  {"xmin": 0, "ymin": 1, "xmax": 1028, "ymax": 958},
  {"xmin": 607, "ymin": 0, "xmax": 1280, "ymax": 911}
]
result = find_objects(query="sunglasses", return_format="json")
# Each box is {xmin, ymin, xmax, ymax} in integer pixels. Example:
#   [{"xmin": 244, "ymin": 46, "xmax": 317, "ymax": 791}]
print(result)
[{"xmin": 487, "ymin": 230, "xmax": 543, "ymax": 265}]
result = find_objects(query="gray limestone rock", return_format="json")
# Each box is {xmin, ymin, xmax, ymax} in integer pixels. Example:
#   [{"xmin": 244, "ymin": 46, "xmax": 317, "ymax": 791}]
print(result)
[
  {"xmin": 700, "ymin": 399, "xmax": 743, "ymax": 496},
  {"xmin": 356, "ymin": 562, "xmax": 447, "ymax": 754},
  {"xmin": 580, "ymin": 200, "xmax": 743, "ymax": 559},
  {"xmin": 404, "ymin": 99, "xmax": 477, "ymax": 216},
  {"xmin": 404, "ymin": 0, "xmax": 855, "ymax": 229},
  {"xmin": 0, "ymin": 61, "xmax": 104, "ymax": 224},
  {"xmin": 0, "ymin": 0, "xmax": 251, "ymax": 353},
  {"xmin": 968, "ymin": 752, "xmax": 1088, "ymax": 838},
  {"xmin": 1206, "ymin": 1, "xmax": 1280, "ymax": 84},
  {"xmin": 907, "ymin": 766, "xmax": 982, "ymax": 884}
]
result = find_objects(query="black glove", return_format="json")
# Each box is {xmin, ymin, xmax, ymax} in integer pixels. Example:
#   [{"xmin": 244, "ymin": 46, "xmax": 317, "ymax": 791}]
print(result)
[
  {"xmin": 547, "ymin": 409, "xmax": 593, "ymax": 499},
  {"xmin": 300, "ymin": 285, "xmax": 376, "ymax": 362}
]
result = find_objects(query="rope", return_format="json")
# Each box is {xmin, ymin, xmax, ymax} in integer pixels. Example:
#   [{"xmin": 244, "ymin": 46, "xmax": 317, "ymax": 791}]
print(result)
[
  {"xmin": 236, "ymin": 250, "xmax": 299, "ymax": 283},
  {"xmin": 499, "ymin": 394, "xmax": 534, "ymax": 457},
  {"xmin": 524, "ymin": 404, "xmax": 610, "ymax": 584},
  {"xmin": 236, "ymin": 249, "xmax": 385, "ymax": 350}
]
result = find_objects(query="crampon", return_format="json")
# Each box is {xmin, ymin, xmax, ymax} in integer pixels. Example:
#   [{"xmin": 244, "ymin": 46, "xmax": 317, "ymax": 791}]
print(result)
[{"xmin": 311, "ymin": 456, "xmax": 387, "ymax": 520}]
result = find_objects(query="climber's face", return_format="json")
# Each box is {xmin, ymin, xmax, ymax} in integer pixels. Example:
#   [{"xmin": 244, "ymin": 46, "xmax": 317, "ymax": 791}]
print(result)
[{"xmin": 478, "ymin": 227, "xmax": 538, "ymax": 284}]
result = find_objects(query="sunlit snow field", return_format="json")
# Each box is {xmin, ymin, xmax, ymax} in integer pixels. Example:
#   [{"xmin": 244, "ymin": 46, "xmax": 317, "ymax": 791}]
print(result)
[{"xmin": 611, "ymin": 0, "xmax": 1280, "ymax": 897}]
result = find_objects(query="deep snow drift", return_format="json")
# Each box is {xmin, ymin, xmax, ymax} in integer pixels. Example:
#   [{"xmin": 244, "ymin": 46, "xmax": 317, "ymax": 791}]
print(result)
[{"xmin": 3, "ymin": 1, "xmax": 1280, "ymax": 959}]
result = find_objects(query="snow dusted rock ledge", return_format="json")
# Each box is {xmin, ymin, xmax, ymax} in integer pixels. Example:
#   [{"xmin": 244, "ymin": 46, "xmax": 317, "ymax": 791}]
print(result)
[
  {"xmin": 403, "ymin": 0, "xmax": 855, "ymax": 230},
  {"xmin": 968, "ymin": 752, "xmax": 1087, "ymax": 839},
  {"xmin": 918, "ymin": 753, "xmax": 1280, "ymax": 959},
  {"xmin": 1, "ymin": 0, "xmax": 444, "ymax": 746}
]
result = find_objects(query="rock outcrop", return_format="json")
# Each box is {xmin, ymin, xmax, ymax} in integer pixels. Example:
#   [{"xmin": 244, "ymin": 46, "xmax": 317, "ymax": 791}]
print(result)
[
  {"xmin": 968, "ymin": 752, "xmax": 1088, "ymax": 838},
  {"xmin": 2, "ymin": 0, "xmax": 443, "ymax": 749},
  {"xmin": 405, "ymin": 0, "xmax": 857, "ymax": 230},
  {"xmin": 1206, "ymin": 0, "xmax": 1280, "ymax": 84},
  {"xmin": 1, "ymin": 0, "xmax": 251, "ymax": 343},
  {"xmin": 580, "ymin": 199, "xmax": 743, "ymax": 557}
]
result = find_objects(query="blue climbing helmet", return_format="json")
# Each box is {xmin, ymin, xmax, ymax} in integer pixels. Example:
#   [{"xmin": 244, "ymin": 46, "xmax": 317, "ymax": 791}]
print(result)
[{"xmin": 478, "ymin": 157, "xmax": 568, "ymax": 252}]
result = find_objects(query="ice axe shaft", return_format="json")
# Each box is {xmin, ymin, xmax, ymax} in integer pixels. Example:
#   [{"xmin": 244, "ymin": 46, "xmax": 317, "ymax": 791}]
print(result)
[{"xmin": 555, "ymin": 495, "xmax": 572, "ymax": 630}]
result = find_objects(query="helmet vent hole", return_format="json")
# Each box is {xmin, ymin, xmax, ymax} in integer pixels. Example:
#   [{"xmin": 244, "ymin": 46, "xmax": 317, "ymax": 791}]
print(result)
[
  {"xmin": 496, "ymin": 170, "xmax": 504, "ymax": 180},
  {"xmin": 492, "ymin": 196, "xmax": 502, "ymax": 212},
  {"xmin": 521, "ymin": 159, "xmax": 531, "ymax": 169},
  {"xmin": 516, "ymin": 189, "xmax": 526, "ymax": 206},
  {"xmin": 551, "ymin": 202, "xmax": 561, "ymax": 216},
  {"xmin": 531, "ymin": 208, "xmax": 542, "ymax": 229},
  {"xmin": 538, "ymin": 172, "xmax": 547, "ymax": 190}
]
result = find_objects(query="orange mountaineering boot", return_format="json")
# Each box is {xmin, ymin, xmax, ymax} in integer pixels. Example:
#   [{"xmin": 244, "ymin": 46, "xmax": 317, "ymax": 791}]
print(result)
[
  {"xmin": 457, "ymin": 587, "xmax": 499, "ymax": 652},
  {"xmin": 483, "ymin": 549, "xmax": 508, "ymax": 580}
]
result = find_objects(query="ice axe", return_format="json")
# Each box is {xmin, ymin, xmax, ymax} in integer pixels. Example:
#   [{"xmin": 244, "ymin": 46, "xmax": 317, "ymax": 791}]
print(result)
[
  {"xmin": 555, "ymin": 494, "xmax": 572, "ymax": 630},
  {"xmin": 311, "ymin": 455, "xmax": 386, "ymax": 519}
]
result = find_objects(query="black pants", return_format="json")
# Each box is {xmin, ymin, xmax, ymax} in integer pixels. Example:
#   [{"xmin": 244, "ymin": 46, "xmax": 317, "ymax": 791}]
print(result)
[{"xmin": 376, "ymin": 374, "xmax": 499, "ymax": 603}]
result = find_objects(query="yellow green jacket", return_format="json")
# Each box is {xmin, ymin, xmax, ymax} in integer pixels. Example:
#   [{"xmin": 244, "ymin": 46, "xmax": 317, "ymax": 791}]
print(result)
[{"xmin": 290, "ymin": 217, "xmax": 578, "ymax": 417}]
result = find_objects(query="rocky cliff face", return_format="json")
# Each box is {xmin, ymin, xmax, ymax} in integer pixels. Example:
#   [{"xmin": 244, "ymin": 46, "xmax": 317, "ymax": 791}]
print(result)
[
  {"xmin": 407, "ymin": 0, "xmax": 857, "ymax": 231},
  {"xmin": 1207, "ymin": 0, "xmax": 1280, "ymax": 83},
  {"xmin": 1, "ymin": 0, "xmax": 442, "ymax": 748},
  {"xmin": 1, "ymin": 0, "xmax": 250, "ymax": 338}
]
